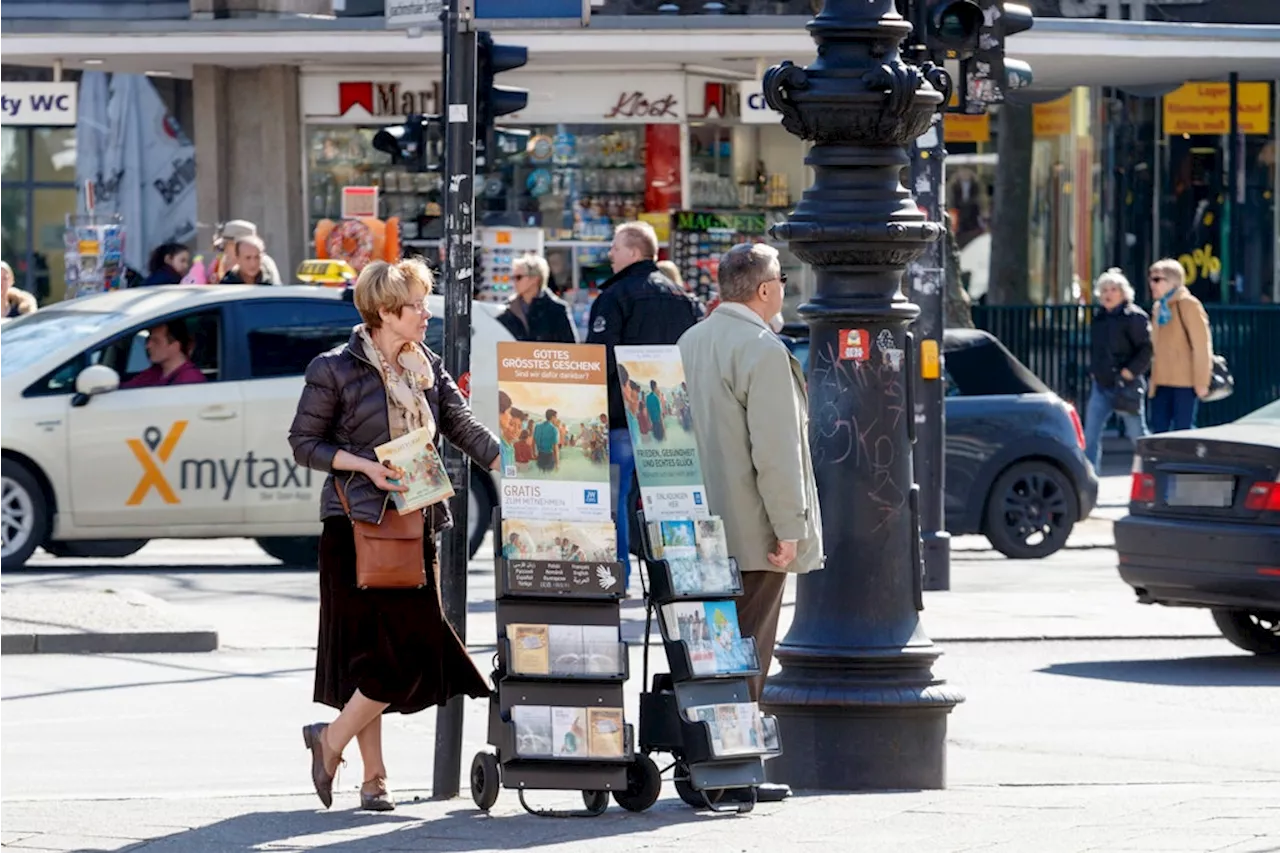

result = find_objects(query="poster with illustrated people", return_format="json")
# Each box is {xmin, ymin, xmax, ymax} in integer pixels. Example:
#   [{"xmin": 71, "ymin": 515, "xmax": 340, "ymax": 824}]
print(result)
[
  {"xmin": 614, "ymin": 345, "xmax": 708, "ymax": 521},
  {"xmin": 497, "ymin": 342, "xmax": 611, "ymax": 521},
  {"xmin": 373, "ymin": 426, "xmax": 454, "ymax": 514}
]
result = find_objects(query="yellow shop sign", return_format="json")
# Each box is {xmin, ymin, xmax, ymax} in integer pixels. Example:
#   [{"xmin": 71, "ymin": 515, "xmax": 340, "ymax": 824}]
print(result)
[{"xmin": 1163, "ymin": 82, "xmax": 1271, "ymax": 136}]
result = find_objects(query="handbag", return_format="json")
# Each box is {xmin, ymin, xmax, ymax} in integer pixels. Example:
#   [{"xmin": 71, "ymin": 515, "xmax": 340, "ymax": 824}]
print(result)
[
  {"xmin": 1112, "ymin": 378, "xmax": 1144, "ymax": 415},
  {"xmin": 1175, "ymin": 299, "xmax": 1234, "ymax": 403},
  {"xmin": 336, "ymin": 479, "xmax": 427, "ymax": 590}
]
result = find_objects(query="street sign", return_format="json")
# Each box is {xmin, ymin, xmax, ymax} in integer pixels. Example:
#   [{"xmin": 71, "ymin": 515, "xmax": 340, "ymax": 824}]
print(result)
[
  {"xmin": 386, "ymin": 0, "xmax": 442, "ymax": 29},
  {"xmin": 475, "ymin": 0, "xmax": 589, "ymax": 28}
]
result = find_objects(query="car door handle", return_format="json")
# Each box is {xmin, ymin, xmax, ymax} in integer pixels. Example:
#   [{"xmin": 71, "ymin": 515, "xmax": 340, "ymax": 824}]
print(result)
[{"xmin": 198, "ymin": 407, "xmax": 238, "ymax": 421}]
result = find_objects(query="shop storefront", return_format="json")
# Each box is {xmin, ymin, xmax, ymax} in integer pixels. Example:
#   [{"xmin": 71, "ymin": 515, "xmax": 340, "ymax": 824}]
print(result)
[{"xmin": 300, "ymin": 69, "xmax": 814, "ymax": 318}]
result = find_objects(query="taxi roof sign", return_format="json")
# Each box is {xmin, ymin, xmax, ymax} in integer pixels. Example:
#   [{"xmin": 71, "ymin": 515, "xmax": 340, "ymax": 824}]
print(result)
[{"xmin": 296, "ymin": 259, "xmax": 358, "ymax": 286}]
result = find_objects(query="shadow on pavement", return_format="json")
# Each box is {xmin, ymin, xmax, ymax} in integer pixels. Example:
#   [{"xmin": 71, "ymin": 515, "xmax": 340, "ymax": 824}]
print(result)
[
  {"xmin": 1039, "ymin": 655, "xmax": 1280, "ymax": 687},
  {"xmin": 65, "ymin": 799, "xmax": 713, "ymax": 852}
]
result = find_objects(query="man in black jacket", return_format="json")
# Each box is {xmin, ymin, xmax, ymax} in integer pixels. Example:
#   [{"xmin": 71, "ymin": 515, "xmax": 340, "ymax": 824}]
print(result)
[
  {"xmin": 496, "ymin": 254, "xmax": 577, "ymax": 344},
  {"xmin": 1084, "ymin": 268, "xmax": 1153, "ymax": 471},
  {"xmin": 587, "ymin": 221, "xmax": 703, "ymax": 582}
]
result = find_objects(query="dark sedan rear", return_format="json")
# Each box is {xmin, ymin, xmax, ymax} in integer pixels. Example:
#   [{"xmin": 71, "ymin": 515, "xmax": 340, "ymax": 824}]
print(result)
[{"xmin": 1115, "ymin": 399, "xmax": 1280, "ymax": 655}]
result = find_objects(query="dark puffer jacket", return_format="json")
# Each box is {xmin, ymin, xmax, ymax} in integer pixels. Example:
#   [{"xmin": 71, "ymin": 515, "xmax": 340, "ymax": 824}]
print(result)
[
  {"xmin": 1090, "ymin": 302, "xmax": 1153, "ymax": 389},
  {"xmin": 496, "ymin": 288, "xmax": 578, "ymax": 344},
  {"xmin": 289, "ymin": 329, "xmax": 499, "ymax": 527}
]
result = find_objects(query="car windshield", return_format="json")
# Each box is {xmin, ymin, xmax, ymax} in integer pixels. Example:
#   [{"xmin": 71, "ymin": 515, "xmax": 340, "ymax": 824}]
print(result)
[
  {"xmin": 1239, "ymin": 398, "xmax": 1280, "ymax": 424},
  {"xmin": 0, "ymin": 310, "xmax": 123, "ymax": 377}
]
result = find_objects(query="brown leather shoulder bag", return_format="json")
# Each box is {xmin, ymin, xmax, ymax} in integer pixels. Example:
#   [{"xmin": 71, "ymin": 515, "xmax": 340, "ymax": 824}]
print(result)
[{"xmin": 336, "ymin": 479, "xmax": 427, "ymax": 590}]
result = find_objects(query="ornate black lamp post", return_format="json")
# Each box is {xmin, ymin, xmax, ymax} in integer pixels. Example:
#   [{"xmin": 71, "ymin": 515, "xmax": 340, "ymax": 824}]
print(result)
[{"xmin": 761, "ymin": 0, "xmax": 963, "ymax": 789}]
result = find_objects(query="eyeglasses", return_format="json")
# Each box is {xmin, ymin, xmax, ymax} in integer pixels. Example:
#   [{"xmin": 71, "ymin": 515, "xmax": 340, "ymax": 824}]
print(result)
[
  {"xmin": 761, "ymin": 273, "xmax": 788, "ymax": 288},
  {"xmin": 1149, "ymin": 275, "xmax": 1166, "ymax": 283},
  {"xmin": 402, "ymin": 301, "xmax": 430, "ymax": 315},
  {"xmin": 512, "ymin": 274, "xmax": 531, "ymax": 281}
]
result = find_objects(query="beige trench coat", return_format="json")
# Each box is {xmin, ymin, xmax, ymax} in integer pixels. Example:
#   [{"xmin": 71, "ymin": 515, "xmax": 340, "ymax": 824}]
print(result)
[{"xmin": 677, "ymin": 304, "xmax": 824, "ymax": 575}]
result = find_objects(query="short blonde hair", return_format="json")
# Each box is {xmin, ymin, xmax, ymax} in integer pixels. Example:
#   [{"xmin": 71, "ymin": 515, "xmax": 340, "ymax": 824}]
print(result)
[
  {"xmin": 512, "ymin": 253, "xmax": 550, "ymax": 289},
  {"xmin": 1094, "ymin": 268, "xmax": 1135, "ymax": 303},
  {"xmin": 353, "ymin": 259, "xmax": 434, "ymax": 329},
  {"xmin": 656, "ymin": 260, "xmax": 684, "ymax": 290},
  {"xmin": 614, "ymin": 221, "xmax": 659, "ymax": 260},
  {"xmin": 1149, "ymin": 258, "xmax": 1185, "ymax": 289}
]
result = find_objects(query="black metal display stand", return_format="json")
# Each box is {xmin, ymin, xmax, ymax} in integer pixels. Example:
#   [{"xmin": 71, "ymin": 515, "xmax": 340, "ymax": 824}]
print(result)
[
  {"xmin": 470, "ymin": 508, "xmax": 662, "ymax": 817},
  {"xmin": 634, "ymin": 510, "xmax": 784, "ymax": 814}
]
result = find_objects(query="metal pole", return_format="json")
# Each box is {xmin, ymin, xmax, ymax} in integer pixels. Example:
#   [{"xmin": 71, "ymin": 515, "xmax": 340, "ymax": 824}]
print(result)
[
  {"xmin": 760, "ymin": 0, "xmax": 963, "ymax": 790},
  {"xmin": 1221, "ymin": 72, "xmax": 1238, "ymax": 305},
  {"xmin": 905, "ymin": 0, "xmax": 951, "ymax": 593},
  {"xmin": 433, "ymin": 0, "xmax": 477, "ymax": 801}
]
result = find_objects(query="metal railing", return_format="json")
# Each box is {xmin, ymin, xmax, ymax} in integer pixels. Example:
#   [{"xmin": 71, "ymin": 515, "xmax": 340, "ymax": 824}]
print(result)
[{"xmin": 971, "ymin": 304, "xmax": 1280, "ymax": 427}]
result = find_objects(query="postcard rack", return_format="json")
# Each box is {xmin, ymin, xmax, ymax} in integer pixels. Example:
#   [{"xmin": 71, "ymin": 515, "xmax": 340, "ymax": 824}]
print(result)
[
  {"xmin": 470, "ymin": 507, "xmax": 662, "ymax": 818},
  {"xmin": 635, "ymin": 510, "xmax": 784, "ymax": 814}
]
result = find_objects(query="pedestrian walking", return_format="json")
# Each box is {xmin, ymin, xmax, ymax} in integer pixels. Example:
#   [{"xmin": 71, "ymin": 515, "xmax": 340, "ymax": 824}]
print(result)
[
  {"xmin": 220, "ymin": 235, "xmax": 270, "ymax": 285},
  {"xmin": 288, "ymin": 259, "xmax": 500, "ymax": 812},
  {"xmin": 495, "ymin": 253, "xmax": 578, "ymax": 344},
  {"xmin": 1147, "ymin": 259, "xmax": 1212, "ymax": 433},
  {"xmin": 677, "ymin": 242, "xmax": 822, "ymax": 803},
  {"xmin": 140, "ymin": 243, "xmax": 191, "ymax": 286},
  {"xmin": 2, "ymin": 261, "xmax": 37, "ymax": 317},
  {"xmin": 586, "ymin": 221, "xmax": 702, "ymax": 583},
  {"xmin": 1082, "ymin": 268, "xmax": 1152, "ymax": 470}
]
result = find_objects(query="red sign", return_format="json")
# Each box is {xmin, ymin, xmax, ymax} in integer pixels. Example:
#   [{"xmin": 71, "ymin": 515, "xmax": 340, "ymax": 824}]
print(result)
[
  {"xmin": 840, "ymin": 329, "xmax": 870, "ymax": 362},
  {"xmin": 341, "ymin": 186, "xmax": 379, "ymax": 220},
  {"xmin": 338, "ymin": 81, "xmax": 440, "ymax": 117}
]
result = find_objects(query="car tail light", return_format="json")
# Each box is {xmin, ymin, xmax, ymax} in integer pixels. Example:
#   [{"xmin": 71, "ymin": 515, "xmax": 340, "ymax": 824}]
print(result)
[
  {"xmin": 1244, "ymin": 480, "xmax": 1280, "ymax": 512},
  {"xmin": 1066, "ymin": 404, "xmax": 1085, "ymax": 450},
  {"xmin": 1130, "ymin": 455, "xmax": 1156, "ymax": 503}
]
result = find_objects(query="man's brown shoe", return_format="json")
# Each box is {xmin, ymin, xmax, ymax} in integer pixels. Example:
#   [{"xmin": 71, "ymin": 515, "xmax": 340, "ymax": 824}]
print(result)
[{"xmin": 302, "ymin": 723, "xmax": 340, "ymax": 809}]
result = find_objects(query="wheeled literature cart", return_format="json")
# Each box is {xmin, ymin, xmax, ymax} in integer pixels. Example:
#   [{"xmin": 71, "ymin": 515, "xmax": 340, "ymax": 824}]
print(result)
[
  {"xmin": 469, "ymin": 508, "xmax": 663, "ymax": 818},
  {"xmin": 634, "ymin": 512, "xmax": 784, "ymax": 814}
]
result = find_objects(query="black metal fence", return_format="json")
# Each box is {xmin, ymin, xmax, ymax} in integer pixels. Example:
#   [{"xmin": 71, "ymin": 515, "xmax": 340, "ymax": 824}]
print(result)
[{"xmin": 971, "ymin": 304, "xmax": 1280, "ymax": 427}]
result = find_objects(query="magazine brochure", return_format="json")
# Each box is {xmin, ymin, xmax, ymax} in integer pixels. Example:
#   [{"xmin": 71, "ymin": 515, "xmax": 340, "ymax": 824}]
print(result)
[
  {"xmin": 498, "ymin": 342, "xmax": 610, "ymax": 522},
  {"xmin": 655, "ymin": 516, "xmax": 739, "ymax": 595},
  {"xmin": 614, "ymin": 345, "xmax": 709, "ymax": 521},
  {"xmin": 587, "ymin": 707, "xmax": 626, "ymax": 758},
  {"xmin": 373, "ymin": 427, "xmax": 454, "ymax": 514},
  {"xmin": 661, "ymin": 601, "xmax": 754, "ymax": 675},
  {"xmin": 513, "ymin": 705, "xmax": 626, "ymax": 759},
  {"xmin": 695, "ymin": 517, "xmax": 736, "ymax": 589},
  {"xmin": 501, "ymin": 519, "xmax": 617, "ymax": 564},
  {"xmin": 684, "ymin": 702, "xmax": 766, "ymax": 757},
  {"xmin": 506, "ymin": 623, "xmax": 622, "ymax": 677}
]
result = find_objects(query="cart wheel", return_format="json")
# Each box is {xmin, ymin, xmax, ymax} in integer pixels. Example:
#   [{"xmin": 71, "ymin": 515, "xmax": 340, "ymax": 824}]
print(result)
[
  {"xmin": 582, "ymin": 790, "xmax": 610, "ymax": 814},
  {"xmin": 673, "ymin": 761, "xmax": 724, "ymax": 809},
  {"xmin": 470, "ymin": 752, "xmax": 500, "ymax": 811},
  {"xmin": 613, "ymin": 753, "xmax": 662, "ymax": 812}
]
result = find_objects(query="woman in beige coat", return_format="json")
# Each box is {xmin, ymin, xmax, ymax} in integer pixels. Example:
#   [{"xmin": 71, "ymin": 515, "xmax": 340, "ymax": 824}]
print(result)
[{"xmin": 1146, "ymin": 258, "xmax": 1212, "ymax": 433}]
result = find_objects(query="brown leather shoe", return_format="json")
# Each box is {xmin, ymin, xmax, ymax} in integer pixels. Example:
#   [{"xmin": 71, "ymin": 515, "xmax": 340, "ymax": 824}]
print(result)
[
  {"xmin": 360, "ymin": 777, "xmax": 395, "ymax": 812},
  {"xmin": 302, "ymin": 723, "xmax": 340, "ymax": 809}
]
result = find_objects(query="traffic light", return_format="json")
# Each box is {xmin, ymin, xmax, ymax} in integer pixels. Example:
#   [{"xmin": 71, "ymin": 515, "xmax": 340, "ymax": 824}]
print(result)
[
  {"xmin": 477, "ymin": 32, "xmax": 528, "ymax": 163},
  {"xmin": 924, "ymin": 0, "xmax": 984, "ymax": 56},
  {"xmin": 372, "ymin": 114, "xmax": 442, "ymax": 173},
  {"xmin": 953, "ymin": 1, "xmax": 1033, "ymax": 111}
]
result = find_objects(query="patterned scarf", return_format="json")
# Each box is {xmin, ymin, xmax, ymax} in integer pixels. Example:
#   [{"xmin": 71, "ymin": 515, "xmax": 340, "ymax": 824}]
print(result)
[{"xmin": 357, "ymin": 325, "xmax": 437, "ymax": 443}]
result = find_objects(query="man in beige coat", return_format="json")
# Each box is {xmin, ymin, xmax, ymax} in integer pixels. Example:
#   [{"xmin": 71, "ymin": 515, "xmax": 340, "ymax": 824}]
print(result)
[{"xmin": 678, "ymin": 242, "xmax": 824, "ymax": 704}]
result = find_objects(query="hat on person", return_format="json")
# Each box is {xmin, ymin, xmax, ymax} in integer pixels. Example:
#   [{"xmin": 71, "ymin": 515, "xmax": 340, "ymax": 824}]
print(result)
[{"xmin": 219, "ymin": 220, "xmax": 259, "ymax": 241}]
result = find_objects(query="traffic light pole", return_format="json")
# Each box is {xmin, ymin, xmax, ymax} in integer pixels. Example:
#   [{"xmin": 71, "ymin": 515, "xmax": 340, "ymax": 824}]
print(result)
[
  {"xmin": 433, "ymin": 0, "xmax": 477, "ymax": 801},
  {"xmin": 906, "ymin": 3, "xmax": 951, "ymax": 592}
]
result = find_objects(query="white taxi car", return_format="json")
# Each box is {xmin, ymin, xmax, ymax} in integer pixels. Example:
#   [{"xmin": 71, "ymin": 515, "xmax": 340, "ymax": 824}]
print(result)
[{"xmin": 0, "ymin": 285, "xmax": 513, "ymax": 570}]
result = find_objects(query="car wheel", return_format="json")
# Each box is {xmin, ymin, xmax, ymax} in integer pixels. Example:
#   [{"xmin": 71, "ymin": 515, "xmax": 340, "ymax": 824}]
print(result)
[
  {"xmin": 1, "ymin": 460, "xmax": 49, "ymax": 570},
  {"xmin": 256, "ymin": 536, "xmax": 320, "ymax": 568},
  {"xmin": 1211, "ymin": 609, "xmax": 1280, "ymax": 656},
  {"xmin": 43, "ymin": 540, "xmax": 149, "ymax": 559},
  {"xmin": 983, "ymin": 460, "xmax": 1078, "ymax": 559},
  {"xmin": 467, "ymin": 469, "xmax": 495, "ymax": 560}
]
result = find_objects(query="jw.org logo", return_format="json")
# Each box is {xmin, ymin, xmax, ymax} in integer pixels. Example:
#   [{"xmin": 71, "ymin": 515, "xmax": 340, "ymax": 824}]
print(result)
[
  {"xmin": 126, "ymin": 421, "xmax": 313, "ymax": 506},
  {"xmin": 583, "ymin": 489, "xmax": 599, "ymax": 505}
]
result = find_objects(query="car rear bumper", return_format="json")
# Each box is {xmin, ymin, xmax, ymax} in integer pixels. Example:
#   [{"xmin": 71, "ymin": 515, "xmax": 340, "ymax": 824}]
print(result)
[{"xmin": 1115, "ymin": 514, "xmax": 1280, "ymax": 610}]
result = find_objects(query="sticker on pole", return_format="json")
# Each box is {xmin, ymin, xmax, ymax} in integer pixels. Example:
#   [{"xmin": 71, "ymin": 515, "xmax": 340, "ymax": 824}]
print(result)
[{"xmin": 839, "ymin": 329, "xmax": 870, "ymax": 362}]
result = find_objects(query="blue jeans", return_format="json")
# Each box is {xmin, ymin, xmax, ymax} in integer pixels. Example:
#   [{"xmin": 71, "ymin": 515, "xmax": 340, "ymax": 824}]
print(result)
[
  {"xmin": 1148, "ymin": 386, "xmax": 1198, "ymax": 434},
  {"xmin": 609, "ymin": 428, "xmax": 635, "ymax": 587},
  {"xmin": 1083, "ymin": 379, "xmax": 1148, "ymax": 472}
]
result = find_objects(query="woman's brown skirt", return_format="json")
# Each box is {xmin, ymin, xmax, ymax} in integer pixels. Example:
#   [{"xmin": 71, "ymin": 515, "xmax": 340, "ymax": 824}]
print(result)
[{"xmin": 314, "ymin": 517, "xmax": 490, "ymax": 714}]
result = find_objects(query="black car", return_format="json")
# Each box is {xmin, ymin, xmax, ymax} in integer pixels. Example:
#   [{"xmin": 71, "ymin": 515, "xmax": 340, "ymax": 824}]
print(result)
[
  {"xmin": 1115, "ymin": 399, "xmax": 1280, "ymax": 655},
  {"xmin": 782, "ymin": 327, "xmax": 1098, "ymax": 559}
]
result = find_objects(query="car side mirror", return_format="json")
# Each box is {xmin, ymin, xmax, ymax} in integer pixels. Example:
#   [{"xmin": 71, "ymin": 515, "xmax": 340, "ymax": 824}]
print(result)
[{"xmin": 73, "ymin": 365, "xmax": 121, "ymax": 406}]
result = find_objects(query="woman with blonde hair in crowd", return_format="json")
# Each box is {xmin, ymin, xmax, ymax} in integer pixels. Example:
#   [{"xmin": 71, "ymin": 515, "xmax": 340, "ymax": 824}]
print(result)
[
  {"xmin": 289, "ymin": 259, "xmax": 500, "ymax": 812},
  {"xmin": 1146, "ymin": 258, "xmax": 1212, "ymax": 433},
  {"xmin": 2, "ymin": 261, "xmax": 38, "ymax": 318}
]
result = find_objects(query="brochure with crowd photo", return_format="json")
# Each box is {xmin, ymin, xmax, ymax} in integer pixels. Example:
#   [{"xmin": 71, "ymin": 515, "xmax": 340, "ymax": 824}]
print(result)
[
  {"xmin": 373, "ymin": 426, "xmax": 454, "ymax": 514},
  {"xmin": 587, "ymin": 707, "xmax": 626, "ymax": 758},
  {"xmin": 614, "ymin": 345, "xmax": 709, "ymax": 522},
  {"xmin": 661, "ymin": 601, "xmax": 753, "ymax": 675},
  {"xmin": 498, "ymin": 342, "xmax": 611, "ymax": 522},
  {"xmin": 502, "ymin": 519, "xmax": 617, "ymax": 564}
]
